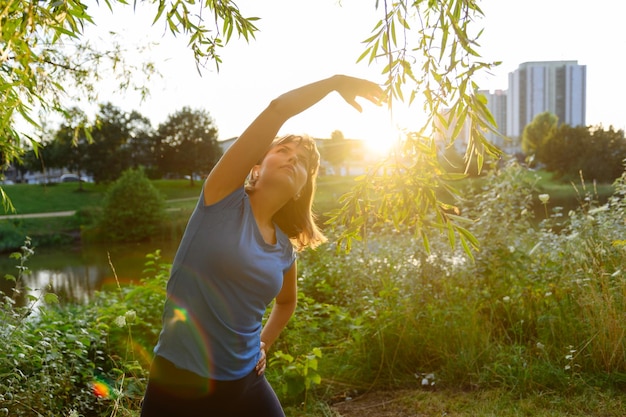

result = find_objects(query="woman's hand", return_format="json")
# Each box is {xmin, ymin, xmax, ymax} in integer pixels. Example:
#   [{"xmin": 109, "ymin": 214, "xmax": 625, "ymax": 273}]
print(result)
[
  {"xmin": 256, "ymin": 341, "xmax": 267, "ymax": 375},
  {"xmin": 333, "ymin": 75, "xmax": 387, "ymax": 112}
]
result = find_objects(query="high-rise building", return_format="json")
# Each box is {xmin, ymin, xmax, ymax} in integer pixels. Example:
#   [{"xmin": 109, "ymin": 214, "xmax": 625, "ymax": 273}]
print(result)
[
  {"xmin": 507, "ymin": 60, "xmax": 586, "ymax": 138},
  {"xmin": 478, "ymin": 89, "xmax": 508, "ymax": 150}
]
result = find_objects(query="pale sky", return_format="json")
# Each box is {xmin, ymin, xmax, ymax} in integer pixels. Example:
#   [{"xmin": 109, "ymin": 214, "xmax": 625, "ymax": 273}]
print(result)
[{"xmin": 83, "ymin": 0, "xmax": 626, "ymax": 145}]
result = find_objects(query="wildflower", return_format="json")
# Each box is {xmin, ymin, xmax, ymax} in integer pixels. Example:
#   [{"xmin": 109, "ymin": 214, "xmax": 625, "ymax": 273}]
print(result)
[
  {"xmin": 114, "ymin": 315, "xmax": 126, "ymax": 327},
  {"xmin": 538, "ymin": 194, "xmax": 550, "ymax": 204},
  {"xmin": 125, "ymin": 310, "xmax": 137, "ymax": 324},
  {"xmin": 502, "ymin": 296, "xmax": 511, "ymax": 303}
]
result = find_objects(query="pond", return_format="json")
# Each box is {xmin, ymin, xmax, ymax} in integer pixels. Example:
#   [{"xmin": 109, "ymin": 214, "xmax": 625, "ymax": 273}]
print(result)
[{"xmin": 0, "ymin": 241, "xmax": 179, "ymax": 307}]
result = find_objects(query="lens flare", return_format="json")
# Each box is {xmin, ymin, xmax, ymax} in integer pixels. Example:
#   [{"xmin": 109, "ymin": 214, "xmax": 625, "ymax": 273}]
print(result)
[
  {"xmin": 173, "ymin": 307, "xmax": 188, "ymax": 323},
  {"xmin": 92, "ymin": 378, "xmax": 112, "ymax": 399}
]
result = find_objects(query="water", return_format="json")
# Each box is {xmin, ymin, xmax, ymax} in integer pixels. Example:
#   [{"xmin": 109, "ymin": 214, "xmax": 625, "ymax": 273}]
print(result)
[{"xmin": 0, "ymin": 241, "xmax": 178, "ymax": 307}]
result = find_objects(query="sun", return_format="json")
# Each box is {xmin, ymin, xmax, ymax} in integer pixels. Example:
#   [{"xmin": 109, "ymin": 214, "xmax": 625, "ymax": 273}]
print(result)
[
  {"xmin": 361, "ymin": 123, "xmax": 404, "ymax": 156},
  {"xmin": 325, "ymin": 104, "xmax": 406, "ymax": 157}
]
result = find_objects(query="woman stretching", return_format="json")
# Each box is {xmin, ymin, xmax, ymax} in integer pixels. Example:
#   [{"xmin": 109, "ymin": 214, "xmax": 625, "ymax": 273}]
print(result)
[{"xmin": 140, "ymin": 74, "xmax": 385, "ymax": 417}]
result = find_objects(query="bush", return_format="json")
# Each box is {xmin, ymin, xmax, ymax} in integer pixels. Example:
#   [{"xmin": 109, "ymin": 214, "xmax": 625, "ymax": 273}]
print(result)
[
  {"xmin": 97, "ymin": 168, "xmax": 167, "ymax": 242},
  {"xmin": 0, "ymin": 220, "xmax": 27, "ymax": 252}
]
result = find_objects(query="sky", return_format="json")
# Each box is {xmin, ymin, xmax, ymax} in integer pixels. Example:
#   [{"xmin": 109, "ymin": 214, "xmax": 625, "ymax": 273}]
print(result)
[{"xmin": 83, "ymin": 0, "xmax": 626, "ymax": 147}]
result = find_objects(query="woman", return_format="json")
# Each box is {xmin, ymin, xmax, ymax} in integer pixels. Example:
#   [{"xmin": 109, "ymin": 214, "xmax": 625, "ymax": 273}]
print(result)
[{"xmin": 140, "ymin": 74, "xmax": 384, "ymax": 417}]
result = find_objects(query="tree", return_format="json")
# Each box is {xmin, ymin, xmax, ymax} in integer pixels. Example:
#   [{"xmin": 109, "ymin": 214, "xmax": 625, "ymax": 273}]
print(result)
[
  {"xmin": 521, "ymin": 112, "xmax": 559, "ymax": 162},
  {"xmin": 80, "ymin": 104, "xmax": 128, "ymax": 183},
  {"xmin": 321, "ymin": 130, "xmax": 350, "ymax": 175},
  {"xmin": 155, "ymin": 107, "xmax": 221, "ymax": 185},
  {"xmin": 540, "ymin": 124, "xmax": 626, "ymax": 182},
  {"xmin": 43, "ymin": 108, "xmax": 91, "ymax": 188}
]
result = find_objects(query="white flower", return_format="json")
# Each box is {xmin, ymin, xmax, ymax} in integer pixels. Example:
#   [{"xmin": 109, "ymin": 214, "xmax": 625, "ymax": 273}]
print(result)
[
  {"xmin": 502, "ymin": 296, "xmax": 511, "ymax": 303},
  {"xmin": 114, "ymin": 315, "xmax": 127, "ymax": 328},
  {"xmin": 125, "ymin": 310, "xmax": 137, "ymax": 324},
  {"xmin": 538, "ymin": 194, "xmax": 550, "ymax": 204}
]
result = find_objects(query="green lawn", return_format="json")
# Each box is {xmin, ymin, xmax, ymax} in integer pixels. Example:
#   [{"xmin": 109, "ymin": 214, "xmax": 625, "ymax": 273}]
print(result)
[{"xmin": 0, "ymin": 180, "xmax": 204, "ymax": 215}]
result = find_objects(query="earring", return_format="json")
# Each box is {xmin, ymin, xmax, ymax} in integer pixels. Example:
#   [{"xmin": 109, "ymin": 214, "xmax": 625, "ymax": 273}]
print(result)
[{"xmin": 294, "ymin": 192, "xmax": 301, "ymax": 201}]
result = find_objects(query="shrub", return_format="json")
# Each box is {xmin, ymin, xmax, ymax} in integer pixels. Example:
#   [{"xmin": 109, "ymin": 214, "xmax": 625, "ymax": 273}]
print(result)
[
  {"xmin": 0, "ymin": 220, "xmax": 26, "ymax": 252},
  {"xmin": 97, "ymin": 168, "xmax": 167, "ymax": 242}
]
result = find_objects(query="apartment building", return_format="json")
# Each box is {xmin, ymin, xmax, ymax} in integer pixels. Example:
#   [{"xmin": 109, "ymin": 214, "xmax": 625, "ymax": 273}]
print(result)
[{"xmin": 506, "ymin": 60, "xmax": 586, "ymax": 138}]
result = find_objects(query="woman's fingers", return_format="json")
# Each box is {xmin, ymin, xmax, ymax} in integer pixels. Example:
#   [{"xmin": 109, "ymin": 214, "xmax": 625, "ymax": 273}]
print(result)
[
  {"xmin": 256, "ymin": 341, "xmax": 267, "ymax": 375},
  {"xmin": 336, "ymin": 76, "xmax": 386, "ymax": 111}
]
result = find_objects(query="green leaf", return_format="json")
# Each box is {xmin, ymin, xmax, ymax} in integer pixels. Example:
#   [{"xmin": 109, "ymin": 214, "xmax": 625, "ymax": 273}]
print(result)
[{"xmin": 44, "ymin": 293, "xmax": 60, "ymax": 305}]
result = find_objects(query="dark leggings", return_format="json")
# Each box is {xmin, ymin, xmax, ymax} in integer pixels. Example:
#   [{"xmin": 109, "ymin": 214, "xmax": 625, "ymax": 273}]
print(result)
[{"xmin": 140, "ymin": 356, "xmax": 285, "ymax": 417}]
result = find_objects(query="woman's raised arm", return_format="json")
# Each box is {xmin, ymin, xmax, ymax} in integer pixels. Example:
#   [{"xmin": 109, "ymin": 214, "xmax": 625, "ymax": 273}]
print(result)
[{"xmin": 203, "ymin": 75, "xmax": 385, "ymax": 205}]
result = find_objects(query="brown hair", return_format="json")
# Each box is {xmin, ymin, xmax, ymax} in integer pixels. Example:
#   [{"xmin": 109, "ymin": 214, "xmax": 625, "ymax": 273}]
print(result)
[{"xmin": 246, "ymin": 134, "xmax": 326, "ymax": 251}]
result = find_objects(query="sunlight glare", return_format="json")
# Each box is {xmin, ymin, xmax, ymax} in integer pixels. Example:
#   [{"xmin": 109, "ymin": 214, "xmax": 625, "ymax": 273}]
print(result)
[{"xmin": 361, "ymin": 121, "xmax": 403, "ymax": 156}]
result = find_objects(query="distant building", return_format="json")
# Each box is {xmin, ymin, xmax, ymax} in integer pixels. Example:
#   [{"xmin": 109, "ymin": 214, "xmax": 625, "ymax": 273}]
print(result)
[
  {"xmin": 507, "ymin": 60, "xmax": 586, "ymax": 138},
  {"xmin": 477, "ymin": 89, "xmax": 512, "ymax": 152}
]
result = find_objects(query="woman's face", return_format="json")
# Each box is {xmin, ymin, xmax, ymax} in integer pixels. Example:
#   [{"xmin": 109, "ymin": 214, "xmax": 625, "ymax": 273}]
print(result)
[{"xmin": 256, "ymin": 141, "xmax": 309, "ymax": 197}]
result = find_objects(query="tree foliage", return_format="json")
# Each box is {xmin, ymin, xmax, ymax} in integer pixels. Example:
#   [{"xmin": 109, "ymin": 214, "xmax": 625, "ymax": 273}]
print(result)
[
  {"xmin": 329, "ymin": 0, "xmax": 501, "ymax": 255},
  {"xmin": 321, "ymin": 130, "xmax": 350, "ymax": 175},
  {"xmin": 539, "ymin": 124, "xmax": 626, "ymax": 182},
  {"xmin": 154, "ymin": 107, "xmax": 221, "ymax": 185},
  {"xmin": 521, "ymin": 111, "xmax": 559, "ymax": 162}
]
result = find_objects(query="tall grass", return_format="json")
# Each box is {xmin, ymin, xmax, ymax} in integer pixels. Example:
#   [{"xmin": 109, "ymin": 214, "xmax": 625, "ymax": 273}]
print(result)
[{"xmin": 289, "ymin": 161, "xmax": 626, "ymax": 395}]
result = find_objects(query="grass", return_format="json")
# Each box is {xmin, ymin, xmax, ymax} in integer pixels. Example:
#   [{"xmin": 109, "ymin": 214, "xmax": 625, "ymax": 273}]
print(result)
[
  {"xmin": 0, "ymin": 180, "xmax": 206, "ymax": 215},
  {"xmin": 1, "ymin": 182, "xmax": 107, "ymax": 215},
  {"xmin": 325, "ymin": 387, "xmax": 626, "ymax": 417}
]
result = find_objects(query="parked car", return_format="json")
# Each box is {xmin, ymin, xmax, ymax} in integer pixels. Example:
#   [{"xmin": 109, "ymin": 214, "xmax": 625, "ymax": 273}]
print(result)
[{"xmin": 59, "ymin": 174, "xmax": 92, "ymax": 183}]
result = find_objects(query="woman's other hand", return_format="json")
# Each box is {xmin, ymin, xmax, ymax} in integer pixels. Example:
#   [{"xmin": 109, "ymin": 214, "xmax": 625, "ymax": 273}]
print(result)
[{"xmin": 256, "ymin": 341, "xmax": 267, "ymax": 375}]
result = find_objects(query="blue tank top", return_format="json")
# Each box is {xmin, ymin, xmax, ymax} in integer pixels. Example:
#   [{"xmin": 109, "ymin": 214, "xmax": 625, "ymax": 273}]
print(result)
[{"xmin": 154, "ymin": 186, "xmax": 296, "ymax": 380}]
